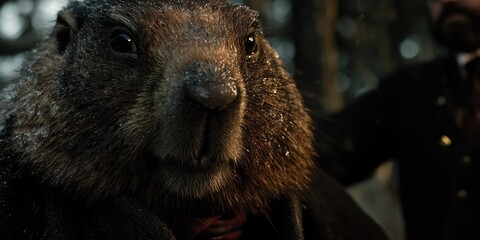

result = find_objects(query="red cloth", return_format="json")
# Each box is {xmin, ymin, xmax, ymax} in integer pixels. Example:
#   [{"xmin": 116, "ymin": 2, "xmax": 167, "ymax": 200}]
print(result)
[{"xmin": 172, "ymin": 212, "xmax": 247, "ymax": 240}]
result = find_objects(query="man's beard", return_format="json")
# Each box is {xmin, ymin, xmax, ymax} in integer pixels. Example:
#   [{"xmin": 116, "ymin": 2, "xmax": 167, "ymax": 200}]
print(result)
[{"xmin": 432, "ymin": 4, "xmax": 480, "ymax": 52}]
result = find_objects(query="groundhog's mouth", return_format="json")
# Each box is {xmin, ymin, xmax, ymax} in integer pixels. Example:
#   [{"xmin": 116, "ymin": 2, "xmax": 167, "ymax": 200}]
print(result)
[
  {"xmin": 165, "ymin": 155, "xmax": 227, "ymax": 173},
  {"xmin": 143, "ymin": 151, "xmax": 235, "ymax": 198},
  {"xmin": 145, "ymin": 151, "xmax": 231, "ymax": 174}
]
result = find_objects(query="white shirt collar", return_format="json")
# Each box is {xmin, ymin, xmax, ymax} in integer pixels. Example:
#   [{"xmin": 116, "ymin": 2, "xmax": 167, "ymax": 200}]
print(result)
[{"xmin": 456, "ymin": 49, "xmax": 480, "ymax": 68}]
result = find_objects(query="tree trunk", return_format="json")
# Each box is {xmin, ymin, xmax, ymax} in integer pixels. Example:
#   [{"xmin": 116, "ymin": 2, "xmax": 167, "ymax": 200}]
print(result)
[{"xmin": 293, "ymin": 0, "xmax": 341, "ymax": 115}]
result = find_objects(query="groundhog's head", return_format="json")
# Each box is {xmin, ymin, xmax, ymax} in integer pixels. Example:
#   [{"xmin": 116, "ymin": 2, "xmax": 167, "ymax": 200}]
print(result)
[{"xmin": 7, "ymin": 0, "xmax": 314, "ymax": 217}]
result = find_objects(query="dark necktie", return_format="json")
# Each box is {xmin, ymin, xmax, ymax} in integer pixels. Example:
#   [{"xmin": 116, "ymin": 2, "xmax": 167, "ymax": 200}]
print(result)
[{"xmin": 461, "ymin": 58, "xmax": 480, "ymax": 143}]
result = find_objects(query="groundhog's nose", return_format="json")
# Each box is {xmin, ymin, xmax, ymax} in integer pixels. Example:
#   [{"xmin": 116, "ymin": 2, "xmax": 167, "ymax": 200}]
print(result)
[{"xmin": 184, "ymin": 63, "xmax": 238, "ymax": 111}]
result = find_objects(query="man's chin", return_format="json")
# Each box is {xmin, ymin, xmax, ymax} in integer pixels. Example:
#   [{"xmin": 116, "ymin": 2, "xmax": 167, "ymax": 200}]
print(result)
[
  {"xmin": 434, "ymin": 25, "xmax": 480, "ymax": 52},
  {"xmin": 432, "ymin": 13, "xmax": 480, "ymax": 52},
  {"xmin": 445, "ymin": 41, "xmax": 480, "ymax": 53},
  {"xmin": 441, "ymin": 34, "xmax": 480, "ymax": 52}
]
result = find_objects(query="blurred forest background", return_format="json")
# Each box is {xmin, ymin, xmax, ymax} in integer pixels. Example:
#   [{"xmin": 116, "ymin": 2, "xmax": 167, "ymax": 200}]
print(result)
[{"xmin": 0, "ymin": 0, "xmax": 443, "ymax": 240}]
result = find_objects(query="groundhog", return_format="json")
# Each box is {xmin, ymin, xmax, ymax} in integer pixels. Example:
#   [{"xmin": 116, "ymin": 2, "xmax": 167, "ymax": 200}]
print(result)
[{"xmin": 0, "ymin": 0, "xmax": 388, "ymax": 239}]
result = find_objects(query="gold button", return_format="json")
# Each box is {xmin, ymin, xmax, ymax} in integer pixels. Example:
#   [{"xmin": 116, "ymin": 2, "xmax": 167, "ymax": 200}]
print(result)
[
  {"xmin": 437, "ymin": 96, "xmax": 447, "ymax": 106},
  {"xmin": 440, "ymin": 135, "xmax": 452, "ymax": 147},
  {"xmin": 458, "ymin": 189, "xmax": 468, "ymax": 199},
  {"xmin": 463, "ymin": 155, "xmax": 472, "ymax": 165}
]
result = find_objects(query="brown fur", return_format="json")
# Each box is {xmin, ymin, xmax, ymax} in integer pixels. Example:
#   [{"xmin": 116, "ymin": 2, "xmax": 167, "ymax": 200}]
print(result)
[{"xmin": 1, "ymin": 0, "xmax": 314, "ymax": 219}]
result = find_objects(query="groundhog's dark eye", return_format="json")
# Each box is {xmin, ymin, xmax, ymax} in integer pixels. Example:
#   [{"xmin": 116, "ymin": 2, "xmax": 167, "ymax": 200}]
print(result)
[
  {"xmin": 245, "ymin": 32, "xmax": 259, "ymax": 58},
  {"xmin": 109, "ymin": 28, "xmax": 137, "ymax": 58}
]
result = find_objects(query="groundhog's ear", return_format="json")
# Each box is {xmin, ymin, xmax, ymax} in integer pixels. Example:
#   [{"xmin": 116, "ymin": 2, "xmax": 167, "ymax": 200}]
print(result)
[{"xmin": 53, "ymin": 11, "xmax": 80, "ymax": 54}]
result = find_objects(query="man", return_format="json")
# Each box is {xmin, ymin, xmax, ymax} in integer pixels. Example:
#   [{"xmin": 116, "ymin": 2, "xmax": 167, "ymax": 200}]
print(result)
[{"xmin": 316, "ymin": 0, "xmax": 480, "ymax": 239}]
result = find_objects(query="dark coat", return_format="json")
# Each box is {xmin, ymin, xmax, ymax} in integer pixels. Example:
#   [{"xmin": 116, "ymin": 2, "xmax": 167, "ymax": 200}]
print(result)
[
  {"xmin": 316, "ymin": 54, "xmax": 480, "ymax": 240},
  {"xmin": 0, "ymin": 129, "xmax": 388, "ymax": 240}
]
